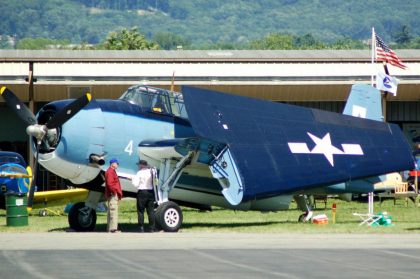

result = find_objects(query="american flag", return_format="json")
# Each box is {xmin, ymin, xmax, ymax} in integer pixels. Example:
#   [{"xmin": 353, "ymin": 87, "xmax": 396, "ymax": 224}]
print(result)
[{"xmin": 375, "ymin": 34, "xmax": 407, "ymax": 69}]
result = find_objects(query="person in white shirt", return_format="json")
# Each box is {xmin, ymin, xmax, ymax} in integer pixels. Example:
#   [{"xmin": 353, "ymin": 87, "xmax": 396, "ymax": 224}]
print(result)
[{"xmin": 131, "ymin": 159, "xmax": 156, "ymax": 232}]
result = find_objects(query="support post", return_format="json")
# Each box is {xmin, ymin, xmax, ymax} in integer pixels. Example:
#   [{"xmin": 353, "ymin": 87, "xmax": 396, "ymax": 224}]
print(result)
[{"xmin": 28, "ymin": 62, "xmax": 35, "ymax": 171}]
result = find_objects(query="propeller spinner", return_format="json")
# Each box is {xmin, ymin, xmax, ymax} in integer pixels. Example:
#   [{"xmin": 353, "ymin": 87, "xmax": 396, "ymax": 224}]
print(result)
[{"xmin": 0, "ymin": 86, "xmax": 92, "ymax": 208}]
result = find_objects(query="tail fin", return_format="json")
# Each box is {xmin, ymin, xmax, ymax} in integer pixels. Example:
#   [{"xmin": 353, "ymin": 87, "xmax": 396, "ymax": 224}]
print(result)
[{"xmin": 343, "ymin": 84, "xmax": 383, "ymax": 121}]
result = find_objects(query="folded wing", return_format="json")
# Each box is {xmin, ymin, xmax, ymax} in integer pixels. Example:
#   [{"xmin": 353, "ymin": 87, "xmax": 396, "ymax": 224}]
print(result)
[{"xmin": 180, "ymin": 86, "xmax": 414, "ymax": 203}]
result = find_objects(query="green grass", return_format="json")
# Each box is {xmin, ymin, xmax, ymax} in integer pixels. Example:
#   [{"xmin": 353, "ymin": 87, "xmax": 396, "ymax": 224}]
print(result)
[{"xmin": 1, "ymin": 198, "xmax": 420, "ymax": 233}]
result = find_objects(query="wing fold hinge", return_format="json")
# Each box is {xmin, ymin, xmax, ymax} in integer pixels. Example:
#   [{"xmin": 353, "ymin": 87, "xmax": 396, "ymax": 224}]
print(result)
[{"xmin": 210, "ymin": 146, "xmax": 243, "ymax": 205}]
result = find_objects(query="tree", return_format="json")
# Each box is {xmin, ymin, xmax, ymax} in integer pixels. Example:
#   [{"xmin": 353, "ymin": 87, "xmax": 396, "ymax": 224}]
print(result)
[
  {"xmin": 249, "ymin": 33, "xmax": 325, "ymax": 50},
  {"xmin": 293, "ymin": 34, "xmax": 325, "ymax": 49},
  {"xmin": 0, "ymin": 36, "xmax": 13, "ymax": 49},
  {"xmin": 103, "ymin": 27, "xmax": 159, "ymax": 50},
  {"xmin": 152, "ymin": 32, "xmax": 190, "ymax": 50},
  {"xmin": 393, "ymin": 25, "xmax": 412, "ymax": 45},
  {"xmin": 169, "ymin": 6, "xmax": 188, "ymax": 20},
  {"xmin": 249, "ymin": 33, "xmax": 294, "ymax": 50},
  {"xmin": 16, "ymin": 37, "xmax": 71, "ymax": 49},
  {"xmin": 329, "ymin": 37, "xmax": 366, "ymax": 50}
]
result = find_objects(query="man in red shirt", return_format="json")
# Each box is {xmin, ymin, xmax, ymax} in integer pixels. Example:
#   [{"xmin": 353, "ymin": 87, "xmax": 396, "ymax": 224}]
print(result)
[{"xmin": 105, "ymin": 158, "xmax": 123, "ymax": 233}]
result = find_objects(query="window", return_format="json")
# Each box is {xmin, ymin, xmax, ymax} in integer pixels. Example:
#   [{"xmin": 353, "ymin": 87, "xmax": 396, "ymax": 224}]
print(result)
[{"xmin": 119, "ymin": 85, "xmax": 188, "ymax": 118}]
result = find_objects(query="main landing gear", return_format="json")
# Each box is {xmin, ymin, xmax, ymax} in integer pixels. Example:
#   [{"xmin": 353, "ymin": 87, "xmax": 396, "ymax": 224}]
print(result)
[
  {"xmin": 298, "ymin": 211, "xmax": 314, "ymax": 223},
  {"xmin": 67, "ymin": 147, "xmax": 192, "ymax": 233},
  {"xmin": 68, "ymin": 191, "xmax": 102, "ymax": 232},
  {"xmin": 154, "ymin": 201, "xmax": 183, "ymax": 233},
  {"xmin": 294, "ymin": 194, "xmax": 314, "ymax": 223},
  {"xmin": 68, "ymin": 202, "xmax": 97, "ymax": 231},
  {"xmin": 152, "ymin": 152, "xmax": 194, "ymax": 232}
]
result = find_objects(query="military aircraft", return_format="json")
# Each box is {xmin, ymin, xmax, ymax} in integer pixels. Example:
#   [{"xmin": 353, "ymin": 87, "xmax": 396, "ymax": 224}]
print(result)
[{"xmin": 0, "ymin": 84, "xmax": 414, "ymax": 232}]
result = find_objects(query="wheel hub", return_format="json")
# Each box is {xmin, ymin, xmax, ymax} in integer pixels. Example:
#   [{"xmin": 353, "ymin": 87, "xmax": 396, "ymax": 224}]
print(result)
[
  {"xmin": 164, "ymin": 208, "xmax": 179, "ymax": 228},
  {"xmin": 78, "ymin": 208, "xmax": 93, "ymax": 227}
]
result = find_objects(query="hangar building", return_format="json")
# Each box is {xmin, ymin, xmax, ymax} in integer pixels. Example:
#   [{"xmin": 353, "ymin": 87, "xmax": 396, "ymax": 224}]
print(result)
[{"xmin": 1, "ymin": 49, "xmax": 419, "ymax": 190}]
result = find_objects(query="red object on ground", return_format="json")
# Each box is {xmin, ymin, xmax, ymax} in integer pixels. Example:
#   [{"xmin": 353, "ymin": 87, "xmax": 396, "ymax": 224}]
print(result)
[
  {"xmin": 313, "ymin": 218, "xmax": 328, "ymax": 225},
  {"xmin": 409, "ymin": 170, "xmax": 420, "ymax": 176}
]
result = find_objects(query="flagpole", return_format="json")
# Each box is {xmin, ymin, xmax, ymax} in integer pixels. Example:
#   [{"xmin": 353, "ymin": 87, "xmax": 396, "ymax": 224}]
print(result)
[
  {"xmin": 369, "ymin": 27, "xmax": 376, "ymax": 215},
  {"xmin": 375, "ymin": 30, "xmax": 406, "ymax": 117},
  {"xmin": 170, "ymin": 71, "xmax": 175, "ymax": 92},
  {"xmin": 371, "ymin": 27, "xmax": 375, "ymax": 86},
  {"xmin": 383, "ymin": 63, "xmax": 390, "ymax": 75}
]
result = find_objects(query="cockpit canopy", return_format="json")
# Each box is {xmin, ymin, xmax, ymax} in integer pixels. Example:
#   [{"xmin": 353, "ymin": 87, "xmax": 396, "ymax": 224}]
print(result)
[{"xmin": 119, "ymin": 85, "xmax": 188, "ymax": 119}]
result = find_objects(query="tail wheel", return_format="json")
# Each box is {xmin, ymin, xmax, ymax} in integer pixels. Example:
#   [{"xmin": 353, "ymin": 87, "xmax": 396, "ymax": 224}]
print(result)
[
  {"xmin": 39, "ymin": 209, "xmax": 48, "ymax": 217},
  {"xmin": 155, "ymin": 201, "xmax": 183, "ymax": 232},
  {"xmin": 68, "ymin": 202, "xmax": 97, "ymax": 232}
]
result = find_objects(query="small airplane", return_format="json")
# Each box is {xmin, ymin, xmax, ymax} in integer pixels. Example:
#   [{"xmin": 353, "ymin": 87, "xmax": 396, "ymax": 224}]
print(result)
[
  {"xmin": 0, "ymin": 151, "xmax": 88, "ymax": 215},
  {"xmin": 0, "ymin": 151, "xmax": 32, "ymax": 208},
  {"xmin": 0, "ymin": 83, "xmax": 414, "ymax": 232}
]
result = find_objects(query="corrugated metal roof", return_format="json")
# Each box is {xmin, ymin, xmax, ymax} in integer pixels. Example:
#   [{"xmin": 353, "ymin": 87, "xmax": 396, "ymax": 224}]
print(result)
[{"xmin": 1, "ymin": 49, "xmax": 420, "ymax": 62}]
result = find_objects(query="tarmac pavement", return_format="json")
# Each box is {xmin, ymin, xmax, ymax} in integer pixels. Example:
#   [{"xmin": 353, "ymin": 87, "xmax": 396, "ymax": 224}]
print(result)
[{"xmin": 1, "ymin": 233, "xmax": 420, "ymax": 278}]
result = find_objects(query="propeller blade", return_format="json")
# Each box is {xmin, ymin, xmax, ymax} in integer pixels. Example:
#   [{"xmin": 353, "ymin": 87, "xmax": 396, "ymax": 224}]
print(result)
[
  {"xmin": 27, "ymin": 141, "xmax": 40, "ymax": 209},
  {"xmin": 45, "ymin": 93, "xmax": 92, "ymax": 129},
  {"xmin": 0, "ymin": 86, "xmax": 37, "ymax": 126}
]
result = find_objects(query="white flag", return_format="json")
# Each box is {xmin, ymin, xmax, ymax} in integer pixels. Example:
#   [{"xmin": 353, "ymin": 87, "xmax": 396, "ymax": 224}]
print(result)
[{"xmin": 375, "ymin": 72, "xmax": 399, "ymax": 96}]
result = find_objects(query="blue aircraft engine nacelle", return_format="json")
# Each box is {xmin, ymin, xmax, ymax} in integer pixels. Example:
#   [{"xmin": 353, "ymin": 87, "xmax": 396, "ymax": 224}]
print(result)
[{"xmin": 37, "ymin": 100, "xmax": 105, "ymax": 184}]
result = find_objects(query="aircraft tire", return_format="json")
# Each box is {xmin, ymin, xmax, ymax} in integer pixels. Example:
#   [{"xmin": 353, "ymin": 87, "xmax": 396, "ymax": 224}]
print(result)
[
  {"xmin": 39, "ymin": 209, "xmax": 48, "ymax": 217},
  {"xmin": 298, "ymin": 213, "xmax": 312, "ymax": 223},
  {"xmin": 153, "ymin": 205, "xmax": 162, "ymax": 231},
  {"xmin": 155, "ymin": 201, "xmax": 183, "ymax": 232},
  {"xmin": 68, "ymin": 202, "xmax": 97, "ymax": 232},
  {"xmin": 298, "ymin": 213, "xmax": 306, "ymax": 222}
]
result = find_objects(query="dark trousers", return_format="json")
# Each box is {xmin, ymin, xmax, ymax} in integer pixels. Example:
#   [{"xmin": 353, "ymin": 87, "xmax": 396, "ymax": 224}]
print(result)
[{"xmin": 136, "ymin": 190, "xmax": 155, "ymax": 230}]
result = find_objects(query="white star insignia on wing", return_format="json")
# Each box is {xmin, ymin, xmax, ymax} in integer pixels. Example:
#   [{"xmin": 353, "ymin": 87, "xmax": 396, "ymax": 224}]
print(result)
[
  {"xmin": 307, "ymin": 132, "xmax": 343, "ymax": 166},
  {"xmin": 288, "ymin": 132, "xmax": 364, "ymax": 167}
]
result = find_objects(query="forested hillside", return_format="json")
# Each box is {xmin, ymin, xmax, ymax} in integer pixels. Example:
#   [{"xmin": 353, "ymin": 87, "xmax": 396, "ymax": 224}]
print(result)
[{"xmin": 0, "ymin": 0, "xmax": 419, "ymax": 48}]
